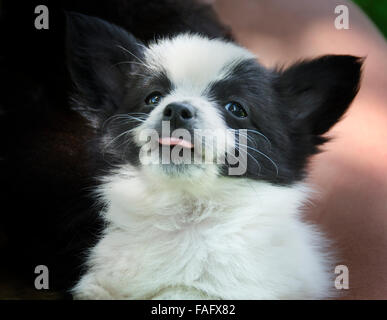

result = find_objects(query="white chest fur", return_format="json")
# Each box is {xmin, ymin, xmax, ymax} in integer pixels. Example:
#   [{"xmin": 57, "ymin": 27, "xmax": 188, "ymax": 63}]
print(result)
[{"xmin": 72, "ymin": 167, "xmax": 333, "ymax": 299}]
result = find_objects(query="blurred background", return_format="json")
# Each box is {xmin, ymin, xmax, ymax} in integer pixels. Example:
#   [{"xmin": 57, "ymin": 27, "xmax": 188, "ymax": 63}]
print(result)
[{"xmin": 353, "ymin": 0, "xmax": 387, "ymax": 37}]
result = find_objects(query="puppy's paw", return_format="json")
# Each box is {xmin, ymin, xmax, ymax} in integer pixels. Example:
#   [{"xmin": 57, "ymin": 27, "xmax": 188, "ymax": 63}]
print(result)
[{"xmin": 72, "ymin": 274, "xmax": 114, "ymax": 300}]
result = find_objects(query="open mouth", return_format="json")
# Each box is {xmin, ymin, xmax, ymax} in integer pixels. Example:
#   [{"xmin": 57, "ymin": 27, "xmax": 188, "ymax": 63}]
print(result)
[
  {"xmin": 158, "ymin": 137, "xmax": 194, "ymax": 149},
  {"xmin": 158, "ymin": 137, "xmax": 197, "ymax": 167}
]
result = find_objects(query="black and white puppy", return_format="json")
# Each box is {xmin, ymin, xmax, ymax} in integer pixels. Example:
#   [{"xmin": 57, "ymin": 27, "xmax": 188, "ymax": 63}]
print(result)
[{"xmin": 65, "ymin": 13, "xmax": 362, "ymax": 299}]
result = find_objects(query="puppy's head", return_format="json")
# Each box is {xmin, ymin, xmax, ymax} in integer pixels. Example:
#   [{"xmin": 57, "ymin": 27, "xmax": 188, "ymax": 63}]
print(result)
[{"xmin": 67, "ymin": 13, "xmax": 362, "ymax": 185}]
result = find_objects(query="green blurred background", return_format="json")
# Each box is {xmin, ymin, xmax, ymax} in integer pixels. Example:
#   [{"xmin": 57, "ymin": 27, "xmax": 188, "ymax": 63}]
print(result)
[{"xmin": 353, "ymin": 0, "xmax": 387, "ymax": 37}]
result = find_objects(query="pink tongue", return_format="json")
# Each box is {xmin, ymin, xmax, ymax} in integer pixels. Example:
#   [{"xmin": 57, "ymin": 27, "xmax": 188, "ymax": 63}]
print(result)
[{"xmin": 159, "ymin": 137, "xmax": 194, "ymax": 149}]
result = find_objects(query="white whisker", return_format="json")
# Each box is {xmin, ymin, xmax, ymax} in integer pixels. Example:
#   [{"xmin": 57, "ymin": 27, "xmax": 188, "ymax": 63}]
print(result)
[
  {"xmin": 116, "ymin": 45, "xmax": 148, "ymax": 66},
  {"xmin": 235, "ymin": 142, "xmax": 279, "ymax": 175}
]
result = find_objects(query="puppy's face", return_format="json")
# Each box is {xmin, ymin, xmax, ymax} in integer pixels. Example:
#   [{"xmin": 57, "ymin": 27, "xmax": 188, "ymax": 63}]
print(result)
[
  {"xmin": 122, "ymin": 35, "xmax": 272, "ymax": 180},
  {"xmin": 67, "ymin": 13, "xmax": 362, "ymax": 185}
]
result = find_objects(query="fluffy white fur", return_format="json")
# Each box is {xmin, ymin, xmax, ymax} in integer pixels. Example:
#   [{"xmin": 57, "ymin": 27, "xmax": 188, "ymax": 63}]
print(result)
[
  {"xmin": 145, "ymin": 34, "xmax": 255, "ymax": 90},
  {"xmin": 72, "ymin": 166, "xmax": 333, "ymax": 300},
  {"xmin": 72, "ymin": 35, "xmax": 334, "ymax": 300}
]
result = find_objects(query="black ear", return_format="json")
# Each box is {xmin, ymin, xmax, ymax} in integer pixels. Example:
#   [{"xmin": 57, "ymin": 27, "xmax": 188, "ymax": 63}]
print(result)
[
  {"xmin": 66, "ymin": 12, "xmax": 144, "ymax": 119},
  {"xmin": 275, "ymin": 55, "xmax": 362, "ymax": 139}
]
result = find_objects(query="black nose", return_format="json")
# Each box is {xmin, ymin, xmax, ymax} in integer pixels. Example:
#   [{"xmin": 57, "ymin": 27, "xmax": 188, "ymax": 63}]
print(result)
[{"xmin": 162, "ymin": 102, "xmax": 195, "ymax": 128}]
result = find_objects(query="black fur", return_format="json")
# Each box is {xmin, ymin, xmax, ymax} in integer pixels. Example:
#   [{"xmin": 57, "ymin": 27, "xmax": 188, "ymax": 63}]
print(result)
[{"xmin": 210, "ymin": 57, "xmax": 362, "ymax": 183}]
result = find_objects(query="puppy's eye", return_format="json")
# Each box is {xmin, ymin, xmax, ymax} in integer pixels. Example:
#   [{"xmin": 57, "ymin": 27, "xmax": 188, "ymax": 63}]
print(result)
[
  {"xmin": 225, "ymin": 102, "xmax": 247, "ymax": 118},
  {"xmin": 145, "ymin": 92, "xmax": 163, "ymax": 105}
]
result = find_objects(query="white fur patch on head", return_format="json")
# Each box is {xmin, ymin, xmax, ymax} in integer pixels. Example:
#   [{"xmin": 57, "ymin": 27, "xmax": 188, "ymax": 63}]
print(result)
[{"xmin": 145, "ymin": 34, "xmax": 256, "ymax": 94}]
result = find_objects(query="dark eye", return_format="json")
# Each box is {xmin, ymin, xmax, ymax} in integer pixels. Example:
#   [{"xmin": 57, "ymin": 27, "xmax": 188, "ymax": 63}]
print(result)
[
  {"xmin": 225, "ymin": 102, "xmax": 247, "ymax": 118},
  {"xmin": 145, "ymin": 92, "xmax": 163, "ymax": 105}
]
